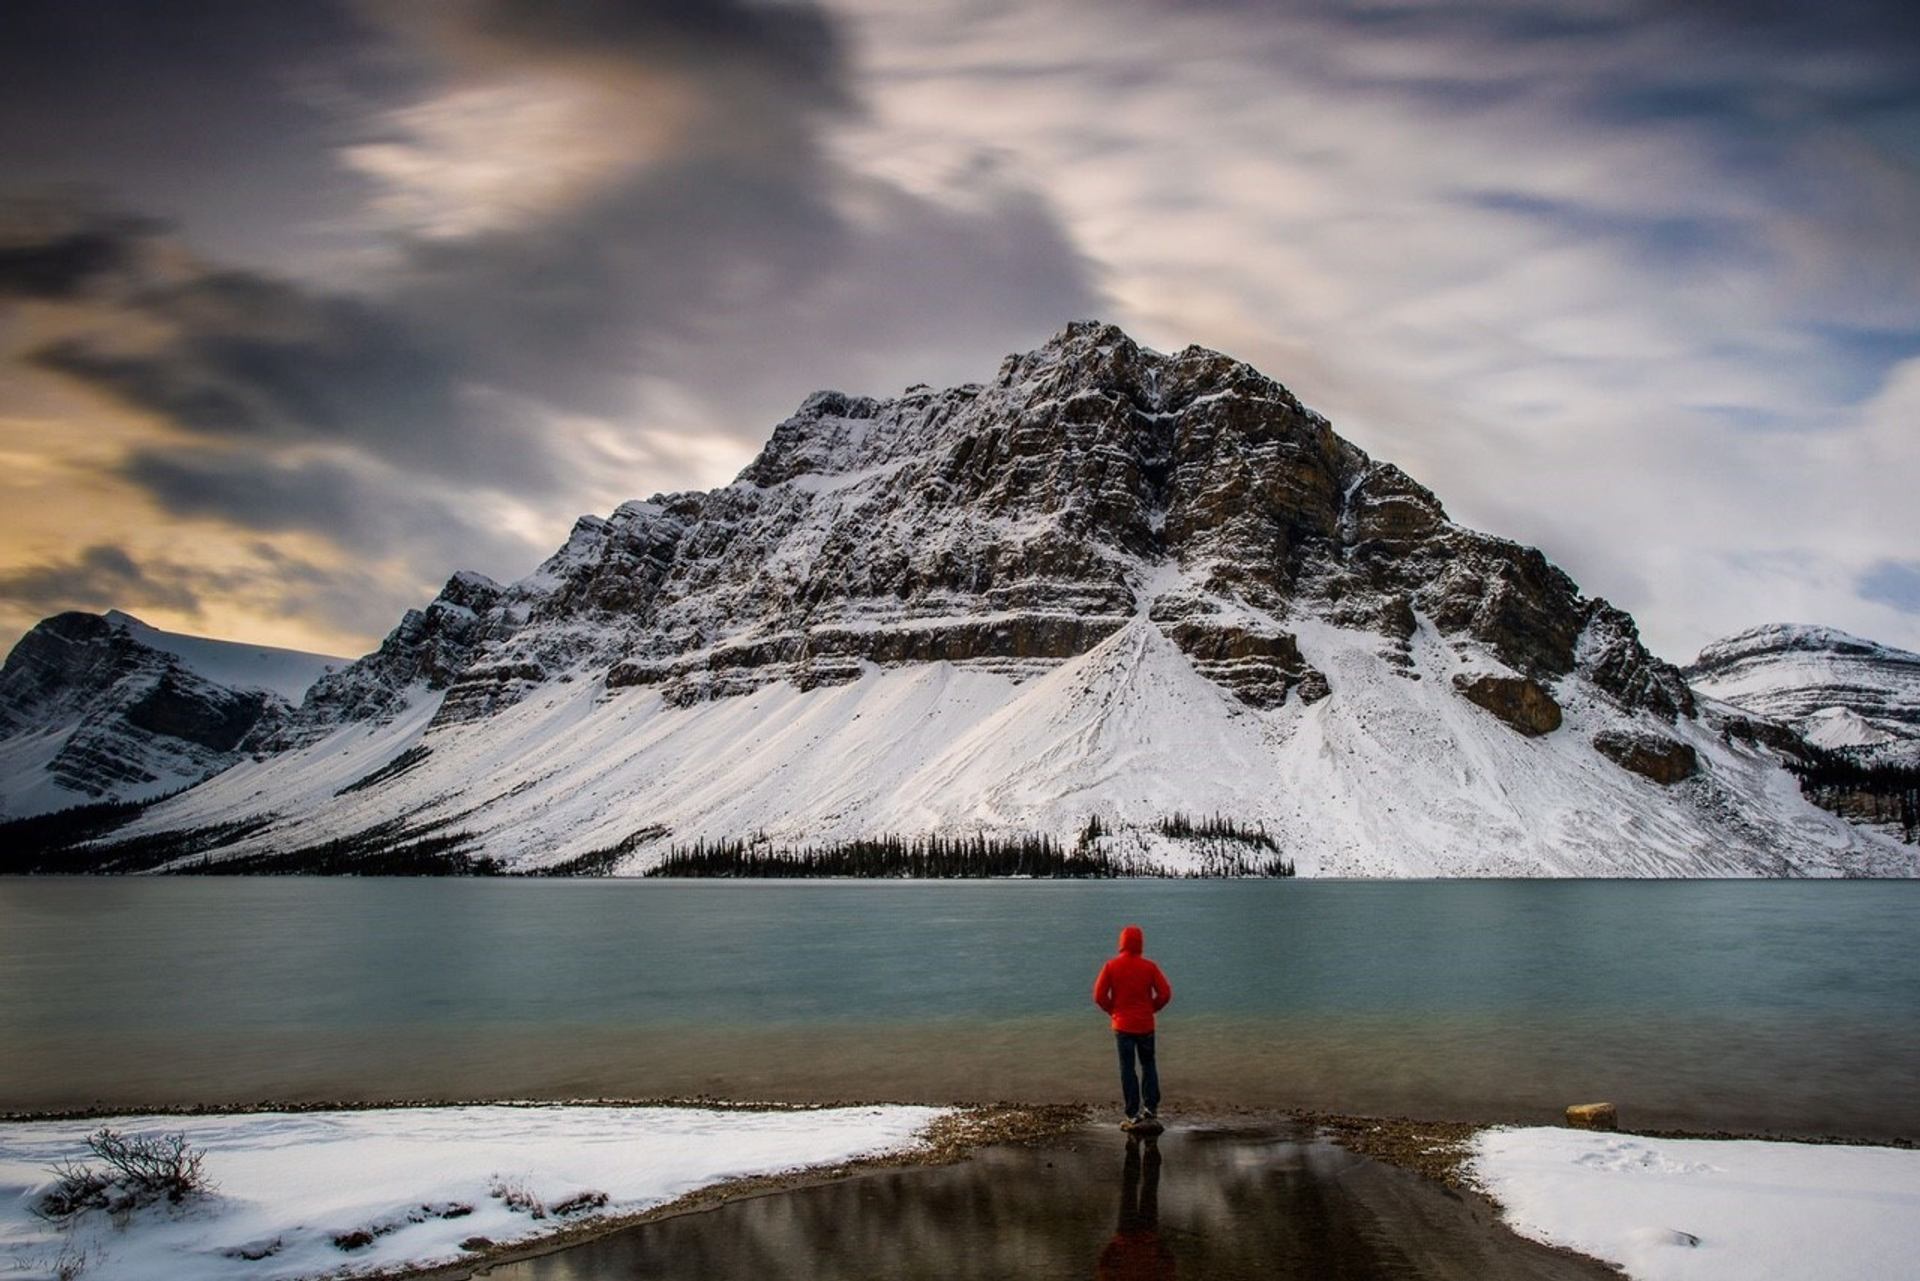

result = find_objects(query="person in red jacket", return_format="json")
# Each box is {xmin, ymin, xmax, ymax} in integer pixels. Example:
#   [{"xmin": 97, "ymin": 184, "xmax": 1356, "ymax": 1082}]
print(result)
[{"xmin": 1092, "ymin": 923, "xmax": 1173, "ymax": 1128}]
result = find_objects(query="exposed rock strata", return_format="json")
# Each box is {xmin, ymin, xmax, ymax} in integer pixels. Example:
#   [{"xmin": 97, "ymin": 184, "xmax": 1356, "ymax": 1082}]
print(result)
[
  {"xmin": 1592, "ymin": 729, "xmax": 1699, "ymax": 784},
  {"xmin": 270, "ymin": 321, "xmax": 1689, "ymax": 746},
  {"xmin": 0, "ymin": 613, "xmax": 295, "ymax": 810},
  {"xmin": 16, "ymin": 324, "xmax": 1913, "ymax": 876},
  {"xmin": 1687, "ymin": 624, "xmax": 1920, "ymax": 763},
  {"xmin": 1452, "ymin": 673, "xmax": 1564, "ymax": 736}
]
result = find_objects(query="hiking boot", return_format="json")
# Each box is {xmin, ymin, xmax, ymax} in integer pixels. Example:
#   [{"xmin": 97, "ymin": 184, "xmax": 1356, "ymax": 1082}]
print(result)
[{"xmin": 1119, "ymin": 1115, "xmax": 1139, "ymax": 1131}]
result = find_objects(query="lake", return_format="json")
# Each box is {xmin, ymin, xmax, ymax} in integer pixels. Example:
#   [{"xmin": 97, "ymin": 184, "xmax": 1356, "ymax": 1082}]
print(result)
[{"xmin": 2, "ymin": 879, "xmax": 1916, "ymax": 1138}]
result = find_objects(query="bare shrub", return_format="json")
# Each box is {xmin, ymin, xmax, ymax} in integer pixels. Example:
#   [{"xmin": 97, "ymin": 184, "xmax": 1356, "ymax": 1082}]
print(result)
[
  {"xmin": 36, "ymin": 1128, "xmax": 213, "ymax": 1220},
  {"xmin": 36, "ymin": 1161, "xmax": 112, "ymax": 1220},
  {"xmin": 86, "ymin": 1129, "xmax": 211, "ymax": 1204},
  {"xmin": 487, "ymin": 1175, "xmax": 546, "ymax": 1219},
  {"xmin": 49, "ymin": 1238, "xmax": 99, "ymax": 1280}
]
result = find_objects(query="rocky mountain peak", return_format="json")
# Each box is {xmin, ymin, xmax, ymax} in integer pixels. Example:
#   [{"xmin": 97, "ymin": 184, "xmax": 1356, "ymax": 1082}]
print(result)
[
  {"xmin": 14, "ymin": 325, "xmax": 1907, "ymax": 877},
  {"xmin": 0, "ymin": 611, "xmax": 341, "ymax": 815},
  {"xmin": 1688, "ymin": 622, "xmax": 1920, "ymax": 761},
  {"xmin": 254, "ymin": 320, "xmax": 1690, "ymax": 740},
  {"xmin": 1696, "ymin": 622, "xmax": 1904, "ymax": 667}
]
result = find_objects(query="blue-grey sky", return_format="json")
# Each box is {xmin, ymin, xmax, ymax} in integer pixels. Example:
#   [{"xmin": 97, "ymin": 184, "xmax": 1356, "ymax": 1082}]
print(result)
[{"xmin": 1, "ymin": 0, "xmax": 1916, "ymax": 660}]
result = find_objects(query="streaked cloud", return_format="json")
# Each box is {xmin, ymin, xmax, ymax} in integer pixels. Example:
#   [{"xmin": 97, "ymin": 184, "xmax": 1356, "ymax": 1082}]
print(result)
[
  {"xmin": 0, "ymin": 0, "xmax": 1914, "ymax": 660},
  {"xmin": 0, "ymin": 544, "xmax": 202, "ymax": 617},
  {"xmin": 0, "ymin": 0, "xmax": 1100, "ymax": 655},
  {"xmin": 1860, "ymin": 561, "xmax": 1920, "ymax": 618},
  {"xmin": 833, "ymin": 0, "xmax": 1920, "ymax": 655}
]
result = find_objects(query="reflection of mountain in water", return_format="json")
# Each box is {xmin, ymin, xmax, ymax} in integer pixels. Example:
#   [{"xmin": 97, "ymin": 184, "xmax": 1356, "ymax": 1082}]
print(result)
[{"xmin": 490, "ymin": 1125, "xmax": 1614, "ymax": 1280}]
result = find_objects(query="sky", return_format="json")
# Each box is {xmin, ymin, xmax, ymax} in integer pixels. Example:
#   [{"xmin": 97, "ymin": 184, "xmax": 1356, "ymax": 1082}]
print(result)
[{"xmin": 0, "ymin": 0, "xmax": 1916, "ymax": 664}]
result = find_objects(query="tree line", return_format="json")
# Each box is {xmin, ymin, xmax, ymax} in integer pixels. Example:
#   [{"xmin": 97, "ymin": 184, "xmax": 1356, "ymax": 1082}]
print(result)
[
  {"xmin": 647, "ymin": 833, "xmax": 1106, "ymax": 878},
  {"xmin": 1791, "ymin": 748, "xmax": 1920, "ymax": 844},
  {"xmin": 649, "ymin": 824, "xmax": 1296, "ymax": 878}
]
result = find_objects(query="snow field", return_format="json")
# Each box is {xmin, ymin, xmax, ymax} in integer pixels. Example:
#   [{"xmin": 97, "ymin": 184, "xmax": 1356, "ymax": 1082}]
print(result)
[
  {"xmin": 104, "ymin": 612, "xmax": 345, "ymax": 702},
  {"xmin": 123, "ymin": 605, "xmax": 1915, "ymax": 877},
  {"xmin": 0, "ymin": 1104, "xmax": 948, "ymax": 1281},
  {"xmin": 1472, "ymin": 1126, "xmax": 1920, "ymax": 1280}
]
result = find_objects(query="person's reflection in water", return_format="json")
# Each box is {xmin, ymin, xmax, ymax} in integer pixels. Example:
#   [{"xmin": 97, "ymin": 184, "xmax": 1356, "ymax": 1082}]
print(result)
[{"xmin": 1096, "ymin": 1134, "xmax": 1176, "ymax": 1280}]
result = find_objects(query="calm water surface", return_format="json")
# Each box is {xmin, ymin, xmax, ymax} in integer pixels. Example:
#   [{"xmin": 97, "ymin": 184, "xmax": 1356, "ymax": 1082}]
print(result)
[
  {"xmin": 490, "ymin": 1125, "xmax": 1615, "ymax": 1281},
  {"xmin": 2, "ymin": 879, "xmax": 1916, "ymax": 1136}
]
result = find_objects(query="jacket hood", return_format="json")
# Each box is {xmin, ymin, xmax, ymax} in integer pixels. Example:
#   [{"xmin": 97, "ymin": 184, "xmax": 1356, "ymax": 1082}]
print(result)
[{"xmin": 1118, "ymin": 924, "xmax": 1144, "ymax": 954}]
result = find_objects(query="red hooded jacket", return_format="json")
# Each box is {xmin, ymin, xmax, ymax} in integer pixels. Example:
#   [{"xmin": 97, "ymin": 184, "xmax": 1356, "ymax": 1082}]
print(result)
[{"xmin": 1093, "ymin": 924, "xmax": 1172, "ymax": 1035}]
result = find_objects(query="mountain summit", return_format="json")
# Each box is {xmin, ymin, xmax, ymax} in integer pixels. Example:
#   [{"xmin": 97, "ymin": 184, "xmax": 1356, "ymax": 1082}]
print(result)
[
  {"xmin": 0, "ymin": 611, "xmax": 343, "ymax": 817},
  {"xmin": 9, "ymin": 323, "xmax": 1913, "ymax": 875},
  {"xmin": 1688, "ymin": 624, "xmax": 1920, "ymax": 762}
]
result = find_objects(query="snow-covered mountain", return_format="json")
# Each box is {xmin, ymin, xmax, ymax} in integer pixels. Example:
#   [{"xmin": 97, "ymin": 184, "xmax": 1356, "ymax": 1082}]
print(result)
[
  {"xmin": 11, "ymin": 323, "xmax": 1913, "ymax": 874},
  {"xmin": 1687, "ymin": 624, "xmax": 1920, "ymax": 765},
  {"xmin": 0, "ymin": 611, "xmax": 344, "ymax": 817}
]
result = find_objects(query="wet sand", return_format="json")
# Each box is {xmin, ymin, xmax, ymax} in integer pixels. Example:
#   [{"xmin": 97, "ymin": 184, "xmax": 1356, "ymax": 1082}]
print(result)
[{"xmin": 469, "ymin": 1121, "xmax": 1618, "ymax": 1281}]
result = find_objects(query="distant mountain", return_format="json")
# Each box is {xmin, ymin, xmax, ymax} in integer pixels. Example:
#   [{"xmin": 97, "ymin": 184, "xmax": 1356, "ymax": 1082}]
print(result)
[
  {"xmin": 1687, "ymin": 623, "xmax": 1920, "ymax": 765},
  {"xmin": 0, "ymin": 611, "xmax": 344, "ymax": 817},
  {"xmin": 8, "ymin": 323, "xmax": 1912, "ymax": 875}
]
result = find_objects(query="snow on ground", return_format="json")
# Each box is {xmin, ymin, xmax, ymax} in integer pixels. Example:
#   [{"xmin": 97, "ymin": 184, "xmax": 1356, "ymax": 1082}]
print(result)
[
  {"xmin": 0, "ymin": 1104, "xmax": 947, "ymax": 1281},
  {"xmin": 1472, "ymin": 1127, "xmax": 1920, "ymax": 1281}
]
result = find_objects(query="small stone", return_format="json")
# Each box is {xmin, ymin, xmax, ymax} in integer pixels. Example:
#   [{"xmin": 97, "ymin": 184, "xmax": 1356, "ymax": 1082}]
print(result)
[{"xmin": 1565, "ymin": 1102, "xmax": 1618, "ymax": 1131}]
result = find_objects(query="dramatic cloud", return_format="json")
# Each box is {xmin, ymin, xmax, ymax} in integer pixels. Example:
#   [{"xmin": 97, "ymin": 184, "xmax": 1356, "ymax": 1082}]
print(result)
[
  {"xmin": 836, "ymin": 0, "xmax": 1920, "ymax": 655},
  {"xmin": 0, "ymin": 208, "xmax": 163, "ymax": 301},
  {"xmin": 0, "ymin": 0, "xmax": 1100, "ymax": 653},
  {"xmin": 0, "ymin": 544, "xmax": 202, "ymax": 617},
  {"xmin": 117, "ymin": 445, "xmax": 541, "ymax": 579},
  {"xmin": 0, "ymin": 0, "xmax": 1914, "ymax": 658}
]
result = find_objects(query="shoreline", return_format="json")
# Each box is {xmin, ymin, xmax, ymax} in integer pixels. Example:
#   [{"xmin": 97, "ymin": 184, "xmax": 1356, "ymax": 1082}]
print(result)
[
  {"xmin": 367, "ymin": 1104, "xmax": 1090, "ymax": 1281},
  {"xmin": 8, "ymin": 1098, "xmax": 1919, "ymax": 1280},
  {"xmin": 418, "ymin": 1110, "xmax": 1622, "ymax": 1281},
  {"xmin": 8, "ymin": 1094, "xmax": 1913, "ymax": 1151}
]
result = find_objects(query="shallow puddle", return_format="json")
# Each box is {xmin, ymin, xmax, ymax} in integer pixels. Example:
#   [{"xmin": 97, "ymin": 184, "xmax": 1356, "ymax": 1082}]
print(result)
[{"xmin": 480, "ymin": 1124, "xmax": 1613, "ymax": 1280}]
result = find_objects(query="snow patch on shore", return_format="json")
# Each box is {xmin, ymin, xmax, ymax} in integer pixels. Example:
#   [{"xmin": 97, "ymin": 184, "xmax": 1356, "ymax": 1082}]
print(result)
[
  {"xmin": 0, "ymin": 1104, "xmax": 947, "ymax": 1280},
  {"xmin": 1472, "ymin": 1127, "xmax": 1920, "ymax": 1280}
]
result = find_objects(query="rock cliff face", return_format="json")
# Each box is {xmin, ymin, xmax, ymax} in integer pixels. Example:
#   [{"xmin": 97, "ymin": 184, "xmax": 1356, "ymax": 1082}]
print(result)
[
  {"xmin": 9, "ymin": 324, "xmax": 1910, "ymax": 875},
  {"xmin": 0, "ymin": 612, "xmax": 341, "ymax": 816},
  {"xmin": 270, "ymin": 321, "xmax": 1693, "ymax": 739},
  {"xmin": 1687, "ymin": 624, "xmax": 1920, "ymax": 763}
]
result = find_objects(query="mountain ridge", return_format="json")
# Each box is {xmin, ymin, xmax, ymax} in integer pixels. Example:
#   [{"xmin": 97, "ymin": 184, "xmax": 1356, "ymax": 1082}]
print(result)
[
  {"xmin": 1687, "ymin": 623, "xmax": 1920, "ymax": 763},
  {"xmin": 0, "ymin": 611, "xmax": 343, "ymax": 817},
  {"xmin": 5, "ymin": 322, "xmax": 1912, "ymax": 875}
]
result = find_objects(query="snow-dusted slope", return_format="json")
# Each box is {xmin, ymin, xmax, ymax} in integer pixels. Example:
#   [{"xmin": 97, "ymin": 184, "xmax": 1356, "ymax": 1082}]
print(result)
[
  {"xmin": 101, "ymin": 611, "xmax": 341, "ymax": 702},
  {"xmin": 118, "ymin": 608, "xmax": 1906, "ymax": 878},
  {"xmin": 25, "ymin": 323, "xmax": 1916, "ymax": 874},
  {"xmin": 1687, "ymin": 624, "xmax": 1920, "ymax": 765},
  {"xmin": 0, "ymin": 613, "xmax": 343, "ymax": 818}
]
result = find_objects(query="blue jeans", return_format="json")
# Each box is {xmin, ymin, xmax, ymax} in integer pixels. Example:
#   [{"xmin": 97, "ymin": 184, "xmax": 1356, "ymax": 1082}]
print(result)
[{"xmin": 1115, "ymin": 1031, "xmax": 1160, "ymax": 1117}]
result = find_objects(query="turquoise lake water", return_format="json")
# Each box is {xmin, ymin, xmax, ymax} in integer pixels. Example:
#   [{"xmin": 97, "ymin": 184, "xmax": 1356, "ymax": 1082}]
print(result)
[{"xmin": 2, "ymin": 879, "xmax": 1916, "ymax": 1136}]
